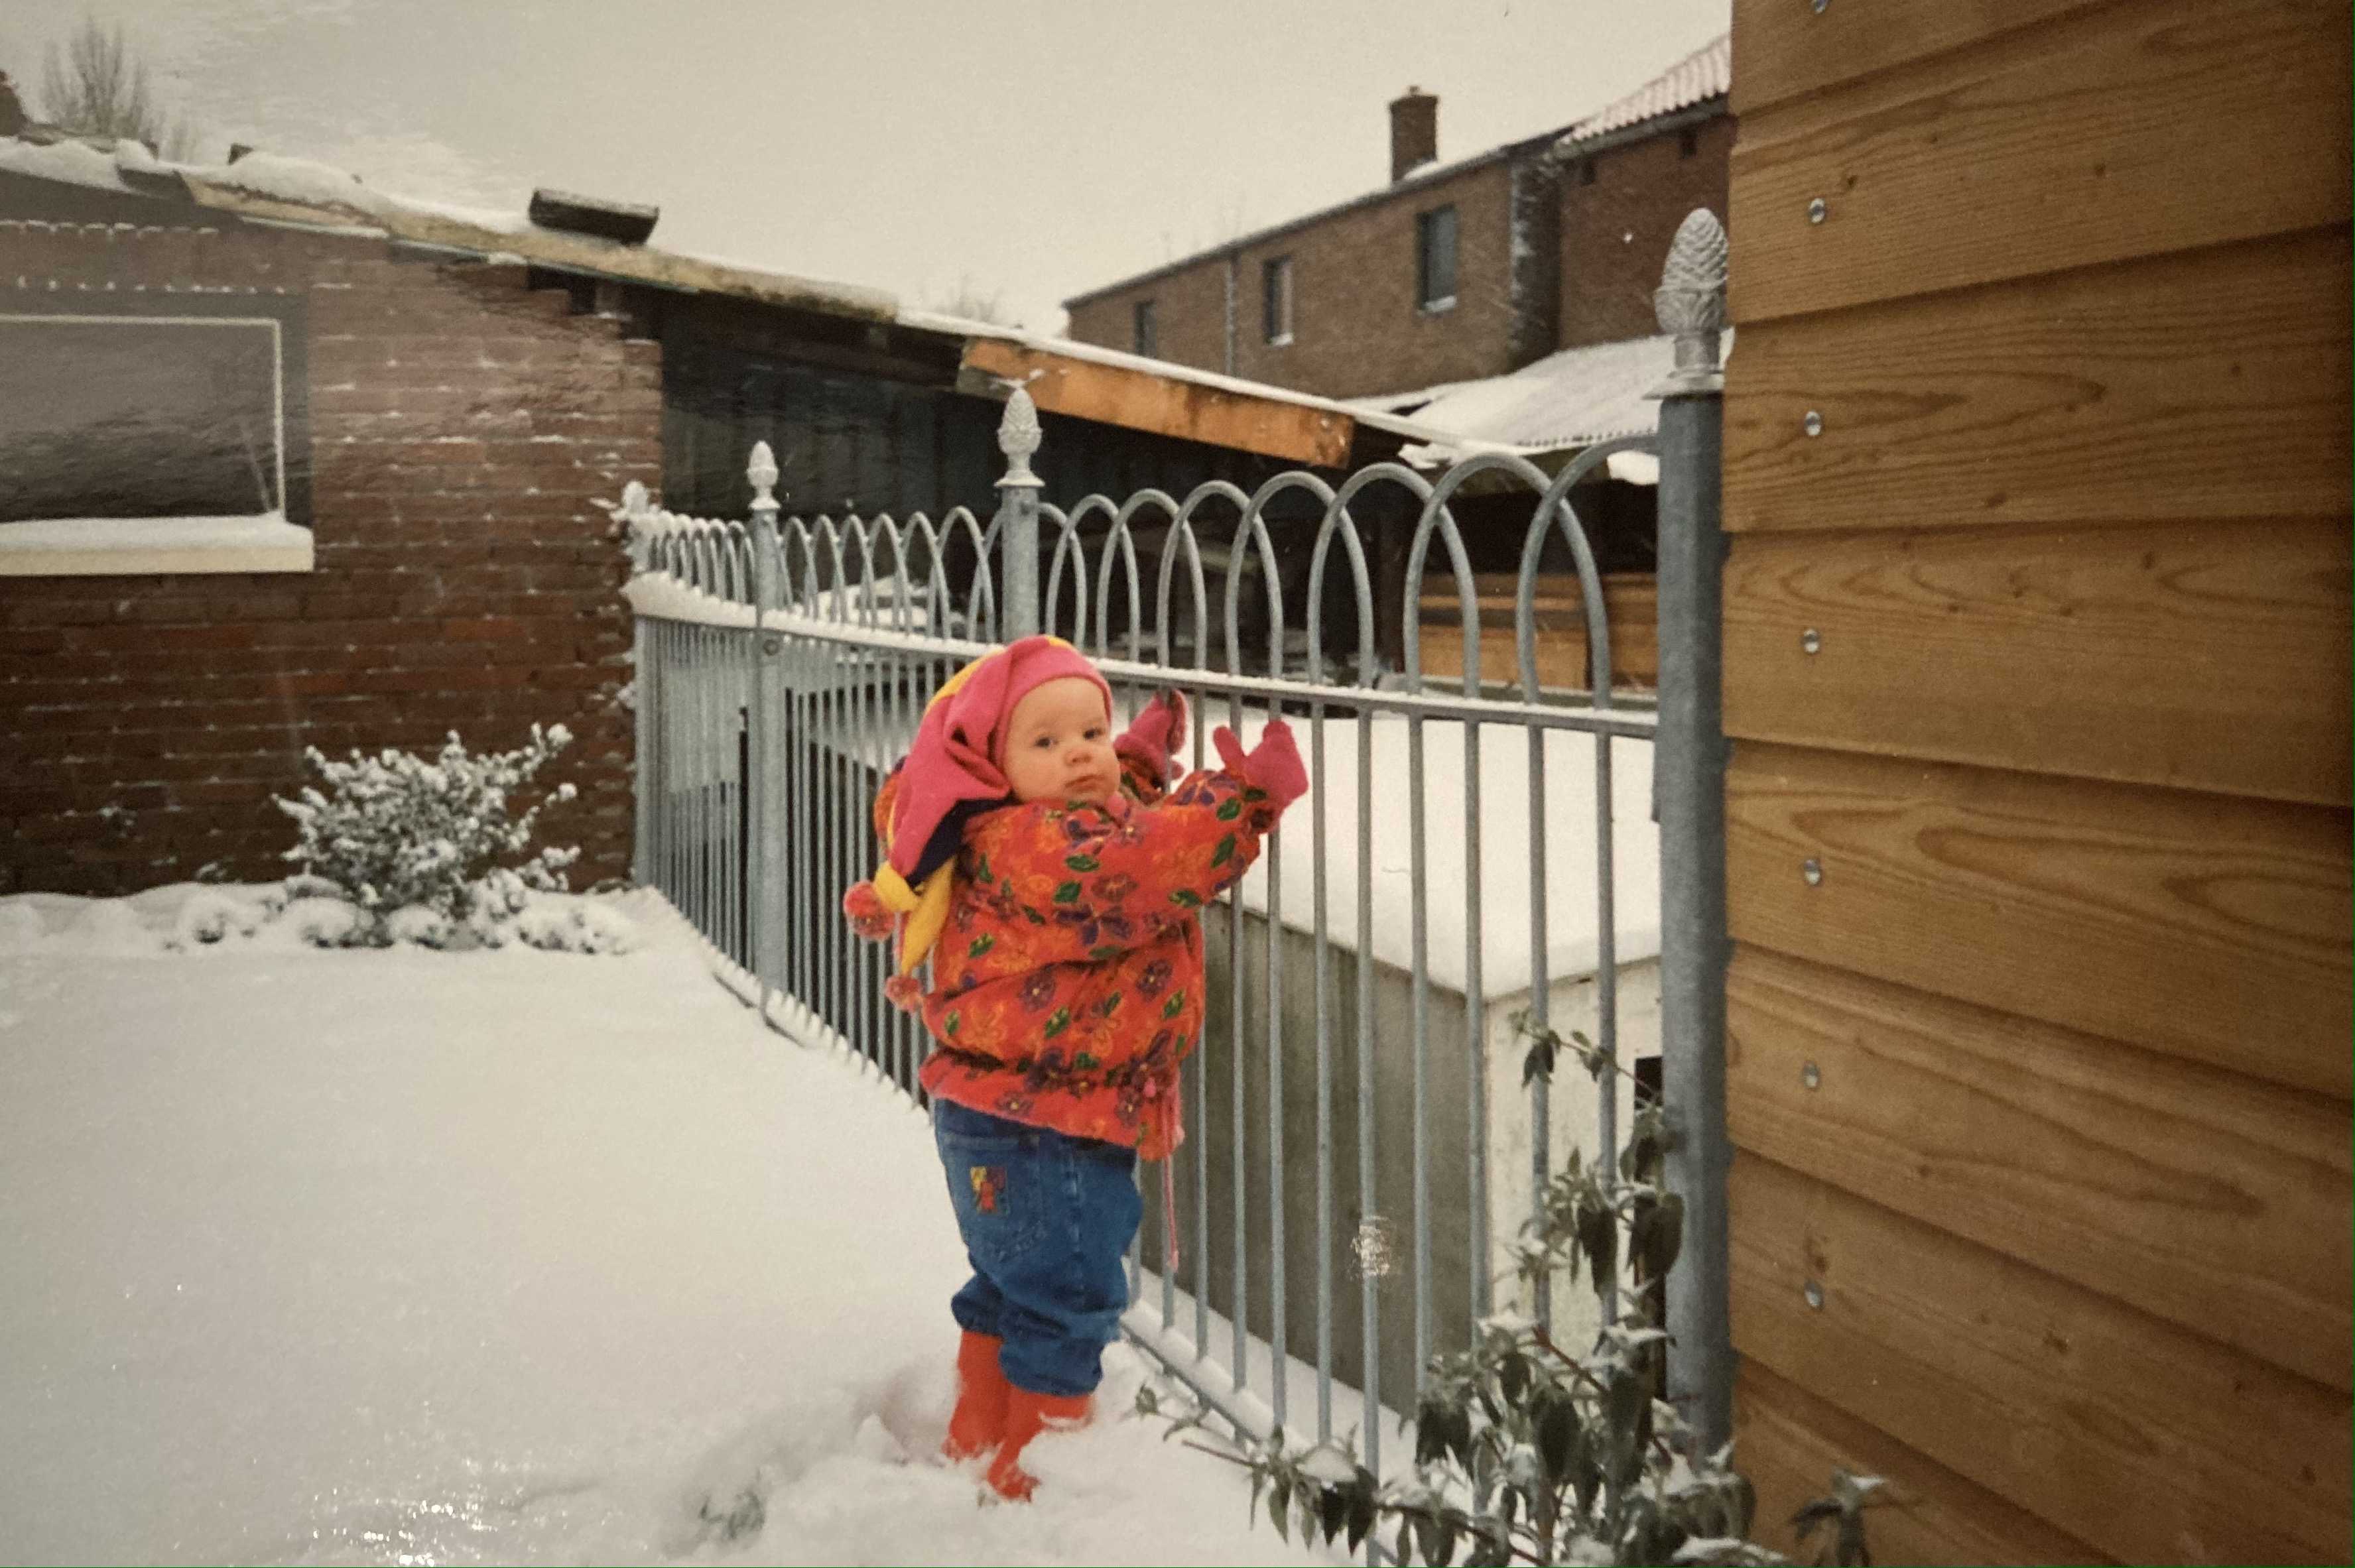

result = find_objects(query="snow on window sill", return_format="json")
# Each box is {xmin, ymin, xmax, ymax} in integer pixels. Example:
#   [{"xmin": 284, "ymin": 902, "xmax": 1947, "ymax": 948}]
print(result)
[
  {"xmin": 1265, "ymin": 332, "xmax": 1294, "ymax": 349},
  {"xmin": 0, "ymin": 513, "xmax": 314, "ymax": 577},
  {"xmin": 1418, "ymin": 296, "xmax": 1458, "ymax": 316}
]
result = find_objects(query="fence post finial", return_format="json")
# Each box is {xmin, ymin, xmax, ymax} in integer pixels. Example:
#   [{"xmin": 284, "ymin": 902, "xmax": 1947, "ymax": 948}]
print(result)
[
  {"xmin": 993, "ymin": 385, "xmax": 1043, "ymax": 638},
  {"xmin": 1652, "ymin": 208, "xmax": 1728, "ymax": 395},
  {"xmin": 619, "ymin": 479, "xmax": 652, "ymax": 574},
  {"xmin": 995, "ymin": 385, "xmax": 1044, "ymax": 491},
  {"xmin": 747, "ymin": 440, "xmax": 781, "ymax": 522}
]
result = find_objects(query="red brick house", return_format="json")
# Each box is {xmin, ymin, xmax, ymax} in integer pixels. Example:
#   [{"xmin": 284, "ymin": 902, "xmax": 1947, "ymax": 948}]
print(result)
[
  {"xmin": 3, "ymin": 138, "xmax": 1454, "ymax": 898},
  {"xmin": 1062, "ymin": 34, "xmax": 1730, "ymax": 402}
]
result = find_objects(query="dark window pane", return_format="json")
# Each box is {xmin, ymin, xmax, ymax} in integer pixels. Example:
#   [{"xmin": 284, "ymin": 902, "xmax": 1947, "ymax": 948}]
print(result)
[
  {"xmin": 1133, "ymin": 299, "xmax": 1157, "ymax": 358},
  {"xmin": 1416, "ymin": 206, "xmax": 1458, "ymax": 307},
  {"xmin": 1262, "ymin": 256, "xmax": 1292, "ymax": 343},
  {"xmin": 0, "ymin": 317, "xmax": 281, "ymax": 522}
]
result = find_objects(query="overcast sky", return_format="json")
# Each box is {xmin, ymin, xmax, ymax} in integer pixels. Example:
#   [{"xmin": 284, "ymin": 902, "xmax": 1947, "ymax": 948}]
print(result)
[{"xmin": 2, "ymin": 0, "xmax": 1730, "ymax": 331}]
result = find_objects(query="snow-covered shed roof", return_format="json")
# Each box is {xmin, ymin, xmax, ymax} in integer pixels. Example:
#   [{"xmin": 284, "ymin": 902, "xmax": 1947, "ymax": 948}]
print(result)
[
  {"xmin": 1356, "ymin": 328, "xmax": 1730, "ymax": 473},
  {"xmin": 0, "ymin": 135, "xmax": 1467, "ymax": 469},
  {"xmin": 1556, "ymin": 32, "xmax": 1730, "ymax": 151}
]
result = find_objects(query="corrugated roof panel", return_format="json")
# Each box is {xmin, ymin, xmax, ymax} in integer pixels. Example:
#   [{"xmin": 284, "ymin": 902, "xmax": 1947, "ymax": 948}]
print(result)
[{"xmin": 1559, "ymin": 32, "xmax": 1731, "ymax": 148}]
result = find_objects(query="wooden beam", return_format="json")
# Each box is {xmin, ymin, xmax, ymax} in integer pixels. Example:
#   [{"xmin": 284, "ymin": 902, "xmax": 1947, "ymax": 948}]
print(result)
[
  {"xmin": 1725, "ymin": 741, "xmax": 2352, "ymax": 1099},
  {"xmin": 1722, "ymin": 230, "xmax": 2353, "ymax": 534},
  {"xmin": 1734, "ymin": 1360, "xmax": 2111, "ymax": 1567},
  {"xmin": 959, "ymin": 337, "xmax": 1354, "ymax": 468},
  {"xmin": 1732, "ymin": 1152, "xmax": 2354, "ymax": 1563},
  {"xmin": 1730, "ymin": 0, "xmax": 2107, "ymax": 117},
  {"xmin": 1721, "ymin": 515, "xmax": 2353, "ymax": 807},
  {"xmin": 1728, "ymin": 945, "xmax": 2352, "ymax": 1391},
  {"xmin": 1728, "ymin": 0, "xmax": 2352, "ymax": 322}
]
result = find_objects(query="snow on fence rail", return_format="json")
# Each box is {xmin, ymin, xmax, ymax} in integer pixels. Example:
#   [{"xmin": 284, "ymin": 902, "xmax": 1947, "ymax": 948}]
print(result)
[{"xmin": 617, "ymin": 210, "xmax": 1736, "ymax": 1492}]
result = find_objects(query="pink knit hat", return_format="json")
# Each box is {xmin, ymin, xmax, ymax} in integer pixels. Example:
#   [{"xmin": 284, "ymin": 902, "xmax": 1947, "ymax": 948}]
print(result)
[{"xmin": 887, "ymin": 635, "xmax": 1109, "ymax": 881}]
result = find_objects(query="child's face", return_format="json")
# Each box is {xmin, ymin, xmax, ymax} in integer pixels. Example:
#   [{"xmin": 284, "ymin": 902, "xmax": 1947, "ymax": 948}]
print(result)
[{"xmin": 1001, "ymin": 677, "xmax": 1116, "ymax": 805}]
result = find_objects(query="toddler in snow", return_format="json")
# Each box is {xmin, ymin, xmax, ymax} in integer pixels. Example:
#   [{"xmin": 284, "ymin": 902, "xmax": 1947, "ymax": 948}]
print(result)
[{"xmin": 843, "ymin": 634, "xmax": 1306, "ymax": 1501}]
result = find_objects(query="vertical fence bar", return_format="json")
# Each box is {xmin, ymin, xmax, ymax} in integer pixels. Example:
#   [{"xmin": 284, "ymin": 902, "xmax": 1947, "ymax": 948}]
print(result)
[{"xmin": 1651, "ymin": 209, "xmax": 1733, "ymax": 1451}]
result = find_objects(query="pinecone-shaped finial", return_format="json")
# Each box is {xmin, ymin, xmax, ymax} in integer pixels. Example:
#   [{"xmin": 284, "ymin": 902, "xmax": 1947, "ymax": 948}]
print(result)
[
  {"xmin": 1655, "ymin": 208, "xmax": 1728, "ymax": 337},
  {"xmin": 746, "ymin": 440, "xmax": 780, "ymax": 516},
  {"xmin": 997, "ymin": 385, "xmax": 1044, "ymax": 489},
  {"xmin": 1653, "ymin": 208, "xmax": 1727, "ymax": 392}
]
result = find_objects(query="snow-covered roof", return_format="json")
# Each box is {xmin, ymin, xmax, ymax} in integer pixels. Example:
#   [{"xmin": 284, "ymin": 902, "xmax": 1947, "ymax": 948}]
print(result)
[
  {"xmin": 1557, "ymin": 32, "xmax": 1730, "ymax": 151},
  {"xmin": 2, "ymin": 135, "xmax": 1459, "ymax": 467},
  {"xmin": 0, "ymin": 135, "xmax": 140, "ymax": 195},
  {"xmin": 1375, "ymin": 328, "xmax": 1730, "ymax": 465}
]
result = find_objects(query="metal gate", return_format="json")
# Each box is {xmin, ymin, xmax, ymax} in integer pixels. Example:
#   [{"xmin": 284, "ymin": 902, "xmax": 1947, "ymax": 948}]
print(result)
[{"xmin": 623, "ymin": 211, "xmax": 1731, "ymax": 1477}]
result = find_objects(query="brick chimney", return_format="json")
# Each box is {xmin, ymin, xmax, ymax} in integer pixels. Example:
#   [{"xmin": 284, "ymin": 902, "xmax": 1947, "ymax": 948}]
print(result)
[{"xmin": 1389, "ymin": 88, "xmax": 1437, "ymax": 182}]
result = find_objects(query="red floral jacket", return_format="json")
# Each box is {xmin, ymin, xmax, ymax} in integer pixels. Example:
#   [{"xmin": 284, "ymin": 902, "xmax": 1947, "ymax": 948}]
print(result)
[{"xmin": 860, "ymin": 749, "xmax": 1279, "ymax": 1160}]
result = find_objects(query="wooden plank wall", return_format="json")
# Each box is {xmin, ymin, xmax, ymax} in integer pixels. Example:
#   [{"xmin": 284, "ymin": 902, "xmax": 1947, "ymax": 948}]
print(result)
[{"xmin": 1720, "ymin": 1, "xmax": 2351, "ymax": 1561}]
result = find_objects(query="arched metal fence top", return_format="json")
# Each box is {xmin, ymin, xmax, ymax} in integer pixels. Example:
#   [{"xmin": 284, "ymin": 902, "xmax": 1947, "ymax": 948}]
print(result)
[{"xmin": 616, "ymin": 404, "xmax": 1662, "ymax": 705}]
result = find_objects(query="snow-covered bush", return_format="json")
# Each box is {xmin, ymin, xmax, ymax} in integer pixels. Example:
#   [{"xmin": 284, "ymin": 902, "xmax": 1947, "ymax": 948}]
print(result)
[
  {"xmin": 170, "ymin": 889, "xmax": 264, "ymax": 947},
  {"xmin": 285, "ymin": 894, "xmax": 369, "ymax": 949},
  {"xmin": 385, "ymin": 904, "xmax": 458, "ymax": 949},
  {"xmin": 275, "ymin": 727, "xmax": 581, "ymax": 945},
  {"xmin": 513, "ymin": 896, "xmax": 639, "ymax": 955},
  {"xmin": 1145, "ymin": 1015, "xmax": 1881, "ymax": 1567}
]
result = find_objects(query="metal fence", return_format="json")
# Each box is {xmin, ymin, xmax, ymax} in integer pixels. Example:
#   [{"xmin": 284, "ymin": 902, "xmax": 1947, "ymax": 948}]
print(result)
[{"xmin": 623, "ymin": 211, "xmax": 1731, "ymax": 1478}]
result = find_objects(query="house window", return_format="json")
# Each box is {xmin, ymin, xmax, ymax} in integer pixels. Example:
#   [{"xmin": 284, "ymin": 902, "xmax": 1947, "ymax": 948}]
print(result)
[
  {"xmin": 1679, "ymin": 126, "xmax": 1700, "ymax": 158},
  {"xmin": 1580, "ymin": 157, "xmax": 1598, "ymax": 186},
  {"xmin": 1415, "ymin": 205, "xmax": 1458, "ymax": 312},
  {"xmin": 1261, "ymin": 255, "xmax": 1294, "ymax": 345},
  {"xmin": 0, "ymin": 300, "xmax": 311, "ymax": 576},
  {"xmin": 1133, "ymin": 298, "xmax": 1157, "ymax": 358}
]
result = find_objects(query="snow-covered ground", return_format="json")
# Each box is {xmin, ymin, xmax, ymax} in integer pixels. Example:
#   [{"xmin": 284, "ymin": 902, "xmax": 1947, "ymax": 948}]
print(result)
[{"xmin": 0, "ymin": 886, "xmax": 1337, "ymax": 1567}]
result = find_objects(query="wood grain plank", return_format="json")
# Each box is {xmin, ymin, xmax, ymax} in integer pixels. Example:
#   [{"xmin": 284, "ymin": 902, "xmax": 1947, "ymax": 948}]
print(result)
[
  {"xmin": 1728, "ymin": 945, "xmax": 2352, "ymax": 1390},
  {"xmin": 1725, "ymin": 742, "xmax": 2352, "ymax": 1098},
  {"xmin": 1722, "ymin": 231, "xmax": 2353, "ymax": 533},
  {"xmin": 1730, "ymin": 0, "xmax": 2107, "ymax": 117},
  {"xmin": 960, "ymin": 339, "xmax": 1353, "ymax": 467},
  {"xmin": 1734, "ymin": 1359, "xmax": 2111, "ymax": 1566},
  {"xmin": 1720, "ymin": 516, "xmax": 2354, "ymax": 806},
  {"xmin": 1727, "ymin": 0, "xmax": 2352, "ymax": 322},
  {"xmin": 1417, "ymin": 573, "xmax": 1659, "ymax": 690},
  {"xmin": 1732, "ymin": 1153, "xmax": 2354, "ymax": 1563}
]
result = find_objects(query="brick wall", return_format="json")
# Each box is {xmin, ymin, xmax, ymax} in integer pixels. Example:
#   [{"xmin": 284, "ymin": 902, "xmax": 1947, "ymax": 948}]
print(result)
[
  {"xmin": 1557, "ymin": 113, "xmax": 1734, "ymax": 349},
  {"xmin": 1064, "ymin": 112, "xmax": 1732, "ymax": 396},
  {"xmin": 1, "ymin": 219, "xmax": 661, "ymax": 896},
  {"xmin": 1067, "ymin": 158, "xmax": 1519, "ymax": 400}
]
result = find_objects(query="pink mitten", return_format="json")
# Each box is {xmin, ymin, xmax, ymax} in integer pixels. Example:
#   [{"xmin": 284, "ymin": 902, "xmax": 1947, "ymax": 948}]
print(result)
[
  {"xmin": 1210, "ymin": 719, "xmax": 1308, "ymax": 811},
  {"xmin": 1114, "ymin": 688, "xmax": 1187, "ymax": 781},
  {"xmin": 842, "ymin": 880, "xmax": 895, "ymax": 941}
]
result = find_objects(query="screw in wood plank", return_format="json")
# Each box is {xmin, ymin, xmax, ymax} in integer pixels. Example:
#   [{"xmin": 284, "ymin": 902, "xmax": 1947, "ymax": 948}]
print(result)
[
  {"xmin": 1801, "ymin": 628, "xmax": 1821, "ymax": 654},
  {"xmin": 1807, "ymin": 197, "xmax": 1828, "ymax": 224},
  {"xmin": 1802, "ymin": 857, "xmax": 1823, "ymax": 886},
  {"xmin": 1803, "ymin": 409, "xmax": 1824, "ymax": 436},
  {"xmin": 1803, "ymin": 1280, "xmax": 1826, "ymax": 1309},
  {"xmin": 1801, "ymin": 1061, "xmax": 1821, "ymax": 1090}
]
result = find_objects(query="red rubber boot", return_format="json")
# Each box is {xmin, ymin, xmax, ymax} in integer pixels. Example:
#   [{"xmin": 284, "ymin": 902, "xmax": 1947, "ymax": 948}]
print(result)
[
  {"xmin": 986, "ymin": 1386, "xmax": 1093, "ymax": 1501},
  {"xmin": 942, "ymin": 1330, "xmax": 1009, "ymax": 1464}
]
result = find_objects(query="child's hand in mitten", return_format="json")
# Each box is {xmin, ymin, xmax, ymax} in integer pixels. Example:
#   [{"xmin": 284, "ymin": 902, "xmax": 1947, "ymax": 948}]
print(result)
[
  {"xmin": 1115, "ymin": 688, "xmax": 1187, "ymax": 781},
  {"xmin": 1210, "ymin": 719, "xmax": 1308, "ymax": 811},
  {"xmin": 842, "ymin": 880, "xmax": 895, "ymax": 941}
]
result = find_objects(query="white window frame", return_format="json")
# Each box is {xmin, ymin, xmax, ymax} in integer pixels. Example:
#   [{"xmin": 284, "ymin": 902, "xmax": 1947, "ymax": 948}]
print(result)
[{"xmin": 0, "ymin": 312, "xmax": 312, "ymax": 577}]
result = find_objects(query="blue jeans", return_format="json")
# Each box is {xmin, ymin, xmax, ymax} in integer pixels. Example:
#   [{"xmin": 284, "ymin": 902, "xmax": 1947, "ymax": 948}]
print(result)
[{"xmin": 932, "ymin": 1097, "xmax": 1143, "ymax": 1397}]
